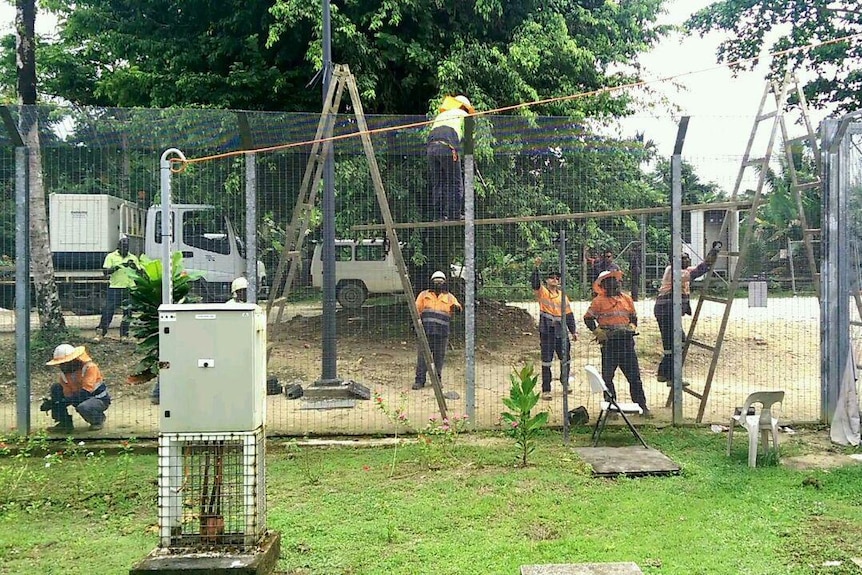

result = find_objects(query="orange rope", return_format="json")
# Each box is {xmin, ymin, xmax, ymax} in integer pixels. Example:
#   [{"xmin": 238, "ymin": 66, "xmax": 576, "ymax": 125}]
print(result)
[{"xmin": 179, "ymin": 31, "xmax": 862, "ymax": 167}]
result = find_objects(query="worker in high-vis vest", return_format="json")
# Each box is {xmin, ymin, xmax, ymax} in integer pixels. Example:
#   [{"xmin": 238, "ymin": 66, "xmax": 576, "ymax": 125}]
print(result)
[
  {"xmin": 426, "ymin": 94, "xmax": 475, "ymax": 221},
  {"xmin": 654, "ymin": 243, "xmax": 719, "ymax": 383},
  {"xmin": 413, "ymin": 270, "xmax": 462, "ymax": 390},
  {"xmin": 41, "ymin": 344, "xmax": 111, "ymax": 433},
  {"xmin": 584, "ymin": 269, "xmax": 649, "ymax": 417},
  {"xmin": 96, "ymin": 234, "xmax": 139, "ymax": 342},
  {"xmin": 531, "ymin": 257, "xmax": 578, "ymax": 400}
]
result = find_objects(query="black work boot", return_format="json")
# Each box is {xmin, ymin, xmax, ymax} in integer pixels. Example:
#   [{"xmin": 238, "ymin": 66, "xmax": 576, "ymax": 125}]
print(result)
[{"xmin": 48, "ymin": 420, "xmax": 74, "ymax": 433}]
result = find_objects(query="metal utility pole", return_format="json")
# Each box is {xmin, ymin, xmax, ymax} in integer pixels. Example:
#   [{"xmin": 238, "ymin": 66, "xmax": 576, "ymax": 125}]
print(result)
[
  {"xmin": 671, "ymin": 117, "xmax": 690, "ymax": 424},
  {"xmin": 319, "ymin": 0, "xmax": 339, "ymax": 384}
]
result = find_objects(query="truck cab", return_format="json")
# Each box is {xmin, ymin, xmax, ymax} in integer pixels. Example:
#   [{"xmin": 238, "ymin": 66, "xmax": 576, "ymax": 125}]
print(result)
[{"xmin": 146, "ymin": 205, "xmax": 266, "ymax": 303}]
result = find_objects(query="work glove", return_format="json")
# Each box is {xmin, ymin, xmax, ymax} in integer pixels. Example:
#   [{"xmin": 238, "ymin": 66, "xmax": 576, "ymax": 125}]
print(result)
[
  {"xmin": 39, "ymin": 397, "xmax": 52, "ymax": 412},
  {"xmin": 592, "ymin": 327, "xmax": 608, "ymax": 344},
  {"xmin": 705, "ymin": 241, "xmax": 722, "ymax": 267}
]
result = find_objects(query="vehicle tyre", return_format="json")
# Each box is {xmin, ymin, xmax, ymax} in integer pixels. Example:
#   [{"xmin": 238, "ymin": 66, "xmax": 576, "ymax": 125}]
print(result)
[{"xmin": 336, "ymin": 282, "xmax": 367, "ymax": 308}]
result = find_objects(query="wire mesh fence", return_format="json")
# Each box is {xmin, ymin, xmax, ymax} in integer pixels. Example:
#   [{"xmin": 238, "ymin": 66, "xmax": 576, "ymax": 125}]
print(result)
[{"xmin": 0, "ymin": 103, "xmax": 832, "ymax": 437}]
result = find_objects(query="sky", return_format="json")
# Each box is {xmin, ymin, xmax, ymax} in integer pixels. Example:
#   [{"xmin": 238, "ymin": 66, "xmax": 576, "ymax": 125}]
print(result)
[
  {"xmin": 619, "ymin": 0, "xmax": 832, "ymax": 190},
  {"xmin": 0, "ymin": 0, "xmax": 829, "ymax": 191}
]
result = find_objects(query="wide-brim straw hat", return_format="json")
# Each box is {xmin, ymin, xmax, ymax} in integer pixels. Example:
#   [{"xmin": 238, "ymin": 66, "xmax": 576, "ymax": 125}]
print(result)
[{"xmin": 46, "ymin": 345, "xmax": 87, "ymax": 366}]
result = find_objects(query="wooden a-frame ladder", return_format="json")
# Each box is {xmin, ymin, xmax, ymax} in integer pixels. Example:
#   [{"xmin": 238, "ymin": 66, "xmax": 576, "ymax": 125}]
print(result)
[
  {"xmin": 670, "ymin": 69, "xmax": 822, "ymax": 422},
  {"xmin": 264, "ymin": 64, "xmax": 450, "ymax": 418}
]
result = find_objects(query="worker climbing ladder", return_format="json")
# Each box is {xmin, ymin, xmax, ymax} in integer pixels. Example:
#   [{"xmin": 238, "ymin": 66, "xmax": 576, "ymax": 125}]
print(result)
[
  {"xmin": 265, "ymin": 64, "xmax": 451, "ymax": 418},
  {"xmin": 675, "ymin": 70, "xmax": 823, "ymax": 422}
]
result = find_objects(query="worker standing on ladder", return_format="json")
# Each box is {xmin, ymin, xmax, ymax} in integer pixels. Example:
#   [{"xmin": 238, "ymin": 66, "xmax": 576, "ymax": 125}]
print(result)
[
  {"xmin": 584, "ymin": 270, "xmax": 649, "ymax": 416},
  {"xmin": 653, "ymin": 244, "xmax": 719, "ymax": 383},
  {"xmin": 426, "ymin": 95, "xmax": 474, "ymax": 221},
  {"xmin": 413, "ymin": 271, "xmax": 462, "ymax": 390},
  {"xmin": 531, "ymin": 257, "xmax": 579, "ymax": 401}
]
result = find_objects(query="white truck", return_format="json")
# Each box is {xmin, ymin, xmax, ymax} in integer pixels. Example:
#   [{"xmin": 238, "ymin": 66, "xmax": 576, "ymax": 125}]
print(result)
[
  {"xmin": 0, "ymin": 194, "xmax": 265, "ymax": 314},
  {"xmin": 310, "ymin": 238, "xmax": 470, "ymax": 308}
]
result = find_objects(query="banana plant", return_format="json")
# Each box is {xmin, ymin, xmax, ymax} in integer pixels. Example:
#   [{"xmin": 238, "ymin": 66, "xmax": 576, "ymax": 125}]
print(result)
[{"xmin": 127, "ymin": 252, "xmax": 202, "ymax": 383}]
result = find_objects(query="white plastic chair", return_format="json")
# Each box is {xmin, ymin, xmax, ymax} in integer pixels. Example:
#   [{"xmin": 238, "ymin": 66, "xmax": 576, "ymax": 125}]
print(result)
[
  {"xmin": 727, "ymin": 391, "xmax": 784, "ymax": 467},
  {"xmin": 584, "ymin": 365, "xmax": 648, "ymax": 448}
]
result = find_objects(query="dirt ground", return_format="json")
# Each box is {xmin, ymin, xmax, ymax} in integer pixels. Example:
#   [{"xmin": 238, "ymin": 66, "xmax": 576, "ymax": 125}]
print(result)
[{"xmin": 0, "ymin": 295, "xmax": 827, "ymax": 438}]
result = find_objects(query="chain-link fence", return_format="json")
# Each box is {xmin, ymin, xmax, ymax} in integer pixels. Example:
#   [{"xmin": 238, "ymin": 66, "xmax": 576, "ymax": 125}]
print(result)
[{"xmin": 0, "ymin": 102, "xmax": 830, "ymax": 437}]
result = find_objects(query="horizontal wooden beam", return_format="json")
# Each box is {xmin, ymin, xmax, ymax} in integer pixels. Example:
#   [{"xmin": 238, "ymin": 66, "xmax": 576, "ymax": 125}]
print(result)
[{"xmin": 351, "ymin": 200, "xmax": 753, "ymax": 232}]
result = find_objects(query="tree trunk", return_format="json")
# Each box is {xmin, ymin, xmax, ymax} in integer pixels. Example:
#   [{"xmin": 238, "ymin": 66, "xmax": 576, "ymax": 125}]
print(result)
[{"xmin": 16, "ymin": 0, "xmax": 66, "ymax": 334}]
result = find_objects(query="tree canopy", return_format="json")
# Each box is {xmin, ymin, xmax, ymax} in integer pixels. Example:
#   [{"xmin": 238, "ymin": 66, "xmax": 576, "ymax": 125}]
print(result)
[
  {"xmin": 686, "ymin": 0, "xmax": 862, "ymax": 113},
  {"xmin": 1, "ymin": 0, "xmax": 671, "ymax": 116}
]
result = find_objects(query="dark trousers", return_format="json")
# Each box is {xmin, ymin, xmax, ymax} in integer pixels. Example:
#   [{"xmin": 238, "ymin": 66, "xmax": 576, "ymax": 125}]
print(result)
[
  {"xmin": 600, "ymin": 335, "xmax": 647, "ymax": 408},
  {"xmin": 427, "ymin": 143, "xmax": 463, "ymax": 220},
  {"xmin": 49, "ymin": 383, "xmax": 111, "ymax": 426},
  {"xmin": 98, "ymin": 287, "xmax": 131, "ymax": 336},
  {"xmin": 540, "ymin": 332, "xmax": 570, "ymax": 393},
  {"xmin": 655, "ymin": 301, "xmax": 674, "ymax": 381},
  {"xmin": 630, "ymin": 270, "xmax": 641, "ymax": 301},
  {"xmin": 415, "ymin": 333, "xmax": 449, "ymax": 386}
]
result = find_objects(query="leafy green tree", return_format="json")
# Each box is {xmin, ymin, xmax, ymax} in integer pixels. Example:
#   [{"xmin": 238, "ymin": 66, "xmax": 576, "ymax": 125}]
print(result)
[
  {"xmin": 268, "ymin": 0, "xmax": 671, "ymax": 116},
  {"xmin": 686, "ymin": 0, "xmax": 862, "ymax": 113},
  {"xmin": 4, "ymin": 0, "xmax": 299, "ymax": 110},
  {"xmin": 740, "ymin": 142, "xmax": 821, "ymax": 278},
  {"xmin": 2, "ymin": 0, "xmax": 671, "ymax": 116}
]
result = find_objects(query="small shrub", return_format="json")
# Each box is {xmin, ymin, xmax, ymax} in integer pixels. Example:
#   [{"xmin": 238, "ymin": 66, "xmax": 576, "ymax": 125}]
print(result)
[
  {"xmin": 501, "ymin": 363, "xmax": 548, "ymax": 467},
  {"xmin": 373, "ymin": 392, "xmax": 468, "ymax": 470},
  {"xmin": 128, "ymin": 252, "xmax": 201, "ymax": 383}
]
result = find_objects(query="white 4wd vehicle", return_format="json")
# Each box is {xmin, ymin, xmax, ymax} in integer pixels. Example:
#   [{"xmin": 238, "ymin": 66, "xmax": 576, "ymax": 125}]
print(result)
[{"xmin": 310, "ymin": 239, "xmax": 467, "ymax": 308}]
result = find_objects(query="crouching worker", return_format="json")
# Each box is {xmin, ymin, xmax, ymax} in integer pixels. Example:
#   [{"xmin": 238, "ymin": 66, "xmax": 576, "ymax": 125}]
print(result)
[
  {"xmin": 583, "ymin": 270, "xmax": 649, "ymax": 417},
  {"xmin": 41, "ymin": 344, "xmax": 110, "ymax": 432}
]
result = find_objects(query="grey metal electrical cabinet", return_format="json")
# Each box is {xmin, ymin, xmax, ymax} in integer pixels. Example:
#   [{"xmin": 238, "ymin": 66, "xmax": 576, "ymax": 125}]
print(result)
[{"xmin": 158, "ymin": 303, "xmax": 266, "ymax": 432}]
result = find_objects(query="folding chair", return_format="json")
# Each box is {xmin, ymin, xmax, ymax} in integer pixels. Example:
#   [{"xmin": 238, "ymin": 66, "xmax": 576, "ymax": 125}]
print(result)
[
  {"xmin": 584, "ymin": 365, "xmax": 648, "ymax": 448},
  {"xmin": 727, "ymin": 390, "xmax": 784, "ymax": 467}
]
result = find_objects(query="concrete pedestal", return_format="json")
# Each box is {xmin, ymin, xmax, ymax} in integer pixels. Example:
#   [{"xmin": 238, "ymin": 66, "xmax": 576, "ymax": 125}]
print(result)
[{"xmin": 130, "ymin": 530, "xmax": 280, "ymax": 575}]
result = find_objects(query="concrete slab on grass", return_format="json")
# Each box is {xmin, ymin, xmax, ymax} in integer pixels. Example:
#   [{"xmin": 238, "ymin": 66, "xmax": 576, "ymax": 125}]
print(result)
[
  {"xmin": 574, "ymin": 446, "xmax": 680, "ymax": 477},
  {"xmin": 521, "ymin": 563, "xmax": 644, "ymax": 575},
  {"xmin": 129, "ymin": 531, "xmax": 280, "ymax": 575}
]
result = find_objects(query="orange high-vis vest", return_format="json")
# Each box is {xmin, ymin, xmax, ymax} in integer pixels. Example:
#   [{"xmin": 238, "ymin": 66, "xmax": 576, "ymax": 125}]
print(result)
[
  {"xmin": 534, "ymin": 285, "xmax": 574, "ymax": 333},
  {"xmin": 58, "ymin": 355, "xmax": 103, "ymax": 398},
  {"xmin": 584, "ymin": 294, "xmax": 637, "ymax": 329},
  {"xmin": 416, "ymin": 290, "xmax": 462, "ymax": 336}
]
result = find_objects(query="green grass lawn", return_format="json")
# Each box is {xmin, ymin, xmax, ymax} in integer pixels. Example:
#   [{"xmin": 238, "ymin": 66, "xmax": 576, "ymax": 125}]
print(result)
[{"xmin": 1, "ymin": 428, "xmax": 861, "ymax": 575}]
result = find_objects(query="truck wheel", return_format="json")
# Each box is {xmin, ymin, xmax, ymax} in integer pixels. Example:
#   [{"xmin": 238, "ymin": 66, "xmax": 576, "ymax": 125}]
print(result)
[{"xmin": 336, "ymin": 282, "xmax": 366, "ymax": 308}]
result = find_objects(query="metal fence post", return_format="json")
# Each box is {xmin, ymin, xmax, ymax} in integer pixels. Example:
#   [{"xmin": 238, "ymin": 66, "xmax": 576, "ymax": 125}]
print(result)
[
  {"xmin": 671, "ymin": 117, "xmax": 690, "ymax": 424},
  {"xmin": 15, "ymin": 141, "xmax": 31, "ymax": 435}
]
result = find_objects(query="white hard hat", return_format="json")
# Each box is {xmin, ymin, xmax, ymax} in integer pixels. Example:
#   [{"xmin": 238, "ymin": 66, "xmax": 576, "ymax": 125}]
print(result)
[
  {"xmin": 231, "ymin": 277, "xmax": 249, "ymax": 293},
  {"xmin": 430, "ymin": 270, "xmax": 447, "ymax": 282},
  {"xmin": 46, "ymin": 343, "xmax": 85, "ymax": 366},
  {"xmin": 454, "ymin": 95, "xmax": 473, "ymax": 111}
]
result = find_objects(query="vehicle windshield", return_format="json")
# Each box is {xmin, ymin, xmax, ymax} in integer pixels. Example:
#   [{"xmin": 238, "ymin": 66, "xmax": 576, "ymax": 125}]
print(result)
[{"xmin": 182, "ymin": 210, "xmax": 231, "ymax": 255}]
